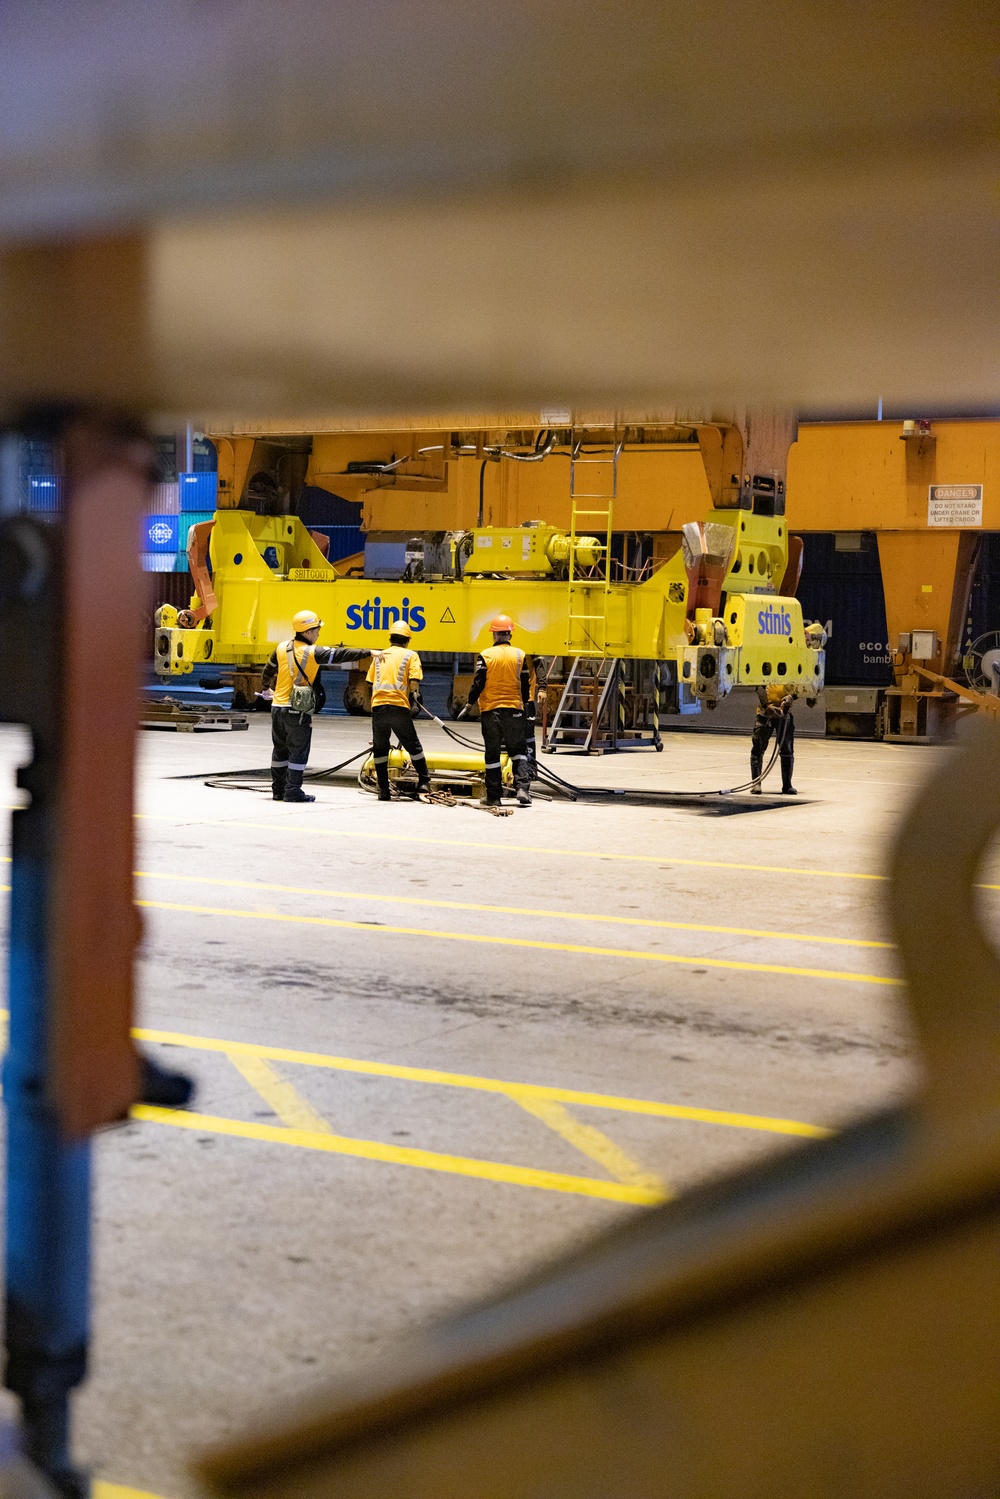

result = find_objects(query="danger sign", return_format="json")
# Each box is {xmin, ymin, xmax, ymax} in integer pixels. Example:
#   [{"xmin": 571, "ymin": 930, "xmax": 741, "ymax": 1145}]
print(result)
[{"xmin": 928, "ymin": 484, "xmax": 983, "ymax": 527}]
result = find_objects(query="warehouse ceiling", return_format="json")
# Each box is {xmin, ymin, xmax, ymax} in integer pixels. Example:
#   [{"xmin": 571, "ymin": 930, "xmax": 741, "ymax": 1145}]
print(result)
[{"xmin": 0, "ymin": 0, "xmax": 996, "ymax": 414}]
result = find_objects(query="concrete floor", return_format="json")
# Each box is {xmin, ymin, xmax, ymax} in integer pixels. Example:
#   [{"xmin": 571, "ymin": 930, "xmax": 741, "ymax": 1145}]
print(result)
[{"xmin": 0, "ymin": 716, "xmax": 955, "ymax": 1496}]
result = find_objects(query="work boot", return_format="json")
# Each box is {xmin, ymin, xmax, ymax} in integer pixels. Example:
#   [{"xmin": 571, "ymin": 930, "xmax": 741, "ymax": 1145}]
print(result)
[
  {"xmin": 283, "ymin": 769, "xmax": 315, "ymax": 803},
  {"xmin": 271, "ymin": 768, "xmax": 286, "ymax": 801},
  {"xmin": 516, "ymin": 787, "xmax": 531, "ymax": 806},
  {"xmin": 378, "ymin": 790, "xmax": 392, "ymax": 802},
  {"xmin": 781, "ymin": 784, "xmax": 798, "ymax": 795},
  {"xmin": 140, "ymin": 1054, "xmax": 194, "ymax": 1109}
]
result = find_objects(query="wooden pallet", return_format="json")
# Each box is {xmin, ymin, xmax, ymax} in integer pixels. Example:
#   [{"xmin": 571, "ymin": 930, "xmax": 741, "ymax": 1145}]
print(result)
[{"xmin": 141, "ymin": 698, "xmax": 249, "ymax": 732}]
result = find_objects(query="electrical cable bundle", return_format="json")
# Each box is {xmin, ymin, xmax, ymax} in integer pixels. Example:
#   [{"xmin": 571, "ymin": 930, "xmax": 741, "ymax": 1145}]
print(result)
[{"xmin": 202, "ymin": 703, "xmax": 792, "ymax": 804}]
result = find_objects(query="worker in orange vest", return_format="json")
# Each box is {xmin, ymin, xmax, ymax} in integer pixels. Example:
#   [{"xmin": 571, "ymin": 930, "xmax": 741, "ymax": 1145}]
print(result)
[
  {"xmin": 466, "ymin": 614, "xmax": 533, "ymax": 807},
  {"xmin": 366, "ymin": 621, "xmax": 431, "ymax": 801}
]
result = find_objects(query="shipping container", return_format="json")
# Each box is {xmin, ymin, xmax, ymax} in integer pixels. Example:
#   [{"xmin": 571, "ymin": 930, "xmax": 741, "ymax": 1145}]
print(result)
[
  {"xmin": 308, "ymin": 523, "xmax": 365, "ymax": 562},
  {"xmin": 794, "ymin": 531, "xmax": 894, "ymax": 687},
  {"xmin": 296, "ymin": 485, "xmax": 363, "ymax": 528},
  {"xmin": 178, "ymin": 511, "xmax": 216, "ymax": 544},
  {"xmin": 963, "ymin": 534, "xmax": 1000, "ymax": 646},
  {"xmin": 141, "ymin": 553, "xmax": 176, "ymax": 573},
  {"xmin": 147, "ymin": 481, "xmax": 179, "ymax": 515},
  {"xmin": 179, "ymin": 471, "xmax": 218, "ymax": 510},
  {"xmin": 142, "ymin": 514, "xmax": 179, "ymax": 553},
  {"xmin": 27, "ymin": 475, "xmax": 62, "ymax": 512}
]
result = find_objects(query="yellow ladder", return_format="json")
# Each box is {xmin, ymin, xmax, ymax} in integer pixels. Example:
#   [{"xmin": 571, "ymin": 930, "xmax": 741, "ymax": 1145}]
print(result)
[{"xmin": 566, "ymin": 426, "xmax": 621, "ymax": 655}]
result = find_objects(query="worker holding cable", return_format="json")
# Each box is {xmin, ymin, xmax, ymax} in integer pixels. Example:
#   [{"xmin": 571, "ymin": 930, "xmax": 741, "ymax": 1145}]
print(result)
[
  {"xmin": 367, "ymin": 621, "xmax": 432, "ymax": 801},
  {"xmin": 750, "ymin": 683, "xmax": 797, "ymax": 795},
  {"xmin": 262, "ymin": 609, "xmax": 369, "ymax": 802},
  {"xmin": 466, "ymin": 613, "xmax": 533, "ymax": 808}
]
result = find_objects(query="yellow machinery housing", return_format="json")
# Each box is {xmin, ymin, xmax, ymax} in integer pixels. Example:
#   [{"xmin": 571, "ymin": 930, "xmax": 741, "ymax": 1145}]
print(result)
[
  {"xmin": 463, "ymin": 524, "xmax": 603, "ymax": 577},
  {"xmin": 154, "ymin": 505, "xmax": 825, "ymax": 708}
]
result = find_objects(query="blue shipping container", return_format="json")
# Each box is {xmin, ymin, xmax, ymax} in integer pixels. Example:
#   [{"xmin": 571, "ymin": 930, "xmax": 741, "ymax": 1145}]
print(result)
[
  {"xmin": 28, "ymin": 475, "xmax": 62, "ymax": 512},
  {"xmin": 179, "ymin": 471, "xmax": 218, "ymax": 510},
  {"xmin": 297, "ymin": 485, "xmax": 363, "ymax": 527},
  {"xmin": 141, "ymin": 553, "xmax": 176, "ymax": 573},
  {"xmin": 142, "ymin": 514, "xmax": 180, "ymax": 553},
  {"xmin": 794, "ymin": 532, "xmax": 894, "ymax": 687},
  {"xmin": 309, "ymin": 524, "xmax": 365, "ymax": 562}
]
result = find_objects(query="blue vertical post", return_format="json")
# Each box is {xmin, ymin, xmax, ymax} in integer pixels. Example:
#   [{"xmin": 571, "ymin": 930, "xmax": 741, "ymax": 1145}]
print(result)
[
  {"xmin": 5, "ymin": 778, "xmax": 92, "ymax": 1496},
  {"xmin": 1, "ymin": 417, "xmax": 149, "ymax": 1498}
]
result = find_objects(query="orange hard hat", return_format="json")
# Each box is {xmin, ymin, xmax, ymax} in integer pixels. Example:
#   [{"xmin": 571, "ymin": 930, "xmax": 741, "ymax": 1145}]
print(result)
[
  {"xmin": 489, "ymin": 614, "xmax": 515, "ymax": 634},
  {"xmin": 292, "ymin": 609, "xmax": 322, "ymax": 632}
]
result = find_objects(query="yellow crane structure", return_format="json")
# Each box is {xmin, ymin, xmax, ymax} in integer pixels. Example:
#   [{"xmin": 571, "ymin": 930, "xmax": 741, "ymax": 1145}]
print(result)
[
  {"xmin": 155, "ymin": 512, "xmax": 826, "ymax": 724},
  {"xmin": 188, "ymin": 412, "xmax": 1000, "ymax": 738},
  {"xmin": 156, "ymin": 414, "xmax": 826, "ymax": 717}
]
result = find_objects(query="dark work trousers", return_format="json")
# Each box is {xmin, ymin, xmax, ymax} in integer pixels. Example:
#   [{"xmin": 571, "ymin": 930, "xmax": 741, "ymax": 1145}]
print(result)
[
  {"xmin": 271, "ymin": 707, "xmax": 313, "ymax": 797},
  {"xmin": 525, "ymin": 711, "xmax": 539, "ymax": 780},
  {"xmin": 480, "ymin": 707, "xmax": 531, "ymax": 804},
  {"xmin": 750, "ymin": 710, "xmax": 795, "ymax": 791},
  {"xmin": 372, "ymin": 704, "xmax": 429, "ymax": 794}
]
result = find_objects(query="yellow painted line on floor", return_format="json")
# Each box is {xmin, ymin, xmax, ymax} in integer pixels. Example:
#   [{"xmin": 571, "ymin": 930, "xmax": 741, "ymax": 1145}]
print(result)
[
  {"xmin": 136, "ymin": 896, "xmax": 900, "ymax": 987},
  {"xmin": 134, "ymin": 813, "xmax": 887, "ymax": 883},
  {"xmin": 131, "ymin": 1104, "xmax": 665, "ymax": 1205},
  {"xmin": 94, "ymin": 1485, "xmax": 169, "ymax": 1499},
  {"xmin": 134, "ymin": 1027, "xmax": 830, "ymax": 1139},
  {"xmin": 226, "ymin": 1052, "xmax": 333, "ymax": 1134},
  {"xmin": 135, "ymin": 869, "xmax": 893, "ymax": 951},
  {"xmin": 511, "ymin": 1091, "xmax": 669, "ymax": 1196}
]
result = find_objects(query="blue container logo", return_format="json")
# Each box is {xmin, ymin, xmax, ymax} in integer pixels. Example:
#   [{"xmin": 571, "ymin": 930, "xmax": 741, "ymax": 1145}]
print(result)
[{"xmin": 142, "ymin": 514, "xmax": 180, "ymax": 553}]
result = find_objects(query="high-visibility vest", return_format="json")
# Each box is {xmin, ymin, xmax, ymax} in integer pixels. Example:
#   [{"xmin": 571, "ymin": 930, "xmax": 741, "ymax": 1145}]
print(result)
[
  {"xmin": 272, "ymin": 640, "xmax": 320, "ymax": 707},
  {"xmin": 478, "ymin": 645, "xmax": 525, "ymax": 712},
  {"xmin": 367, "ymin": 646, "xmax": 423, "ymax": 708}
]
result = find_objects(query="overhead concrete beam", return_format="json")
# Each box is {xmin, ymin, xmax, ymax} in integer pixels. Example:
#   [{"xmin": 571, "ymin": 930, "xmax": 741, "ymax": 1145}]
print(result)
[{"xmin": 0, "ymin": 0, "xmax": 995, "ymax": 412}]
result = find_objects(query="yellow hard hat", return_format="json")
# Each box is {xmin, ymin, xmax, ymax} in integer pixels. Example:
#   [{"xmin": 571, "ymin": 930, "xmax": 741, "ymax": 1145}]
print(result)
[
  {"xmin": 389, "ymin": 620, "xmax": 413, "ymax": 639},
  {"xmin": 292, "ymin": 609, "xmax": 322, "ymax": 632}
]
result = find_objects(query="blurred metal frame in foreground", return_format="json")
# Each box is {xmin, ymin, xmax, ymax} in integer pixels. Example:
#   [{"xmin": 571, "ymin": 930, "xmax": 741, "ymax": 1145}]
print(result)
[
  {"xmin": 199, "ymin": 723, "xmax": 1000, "ymax": 1497},
  {"xmin": 0, "ymin": 0, "xmax": 997, "ymax": 412}
]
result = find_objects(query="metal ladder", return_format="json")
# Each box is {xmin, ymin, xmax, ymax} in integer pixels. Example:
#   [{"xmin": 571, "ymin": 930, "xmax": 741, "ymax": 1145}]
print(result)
[
  {"xmin": 543, "ymin": 657, "xmax": 665, "ymax": 754},
  {"xmin": 543, "ymin": 656, "xmax": 617, "ymax": 753},
  {"xmin": 566, "ymin": 427, "xmax": 621, "ymax": 655}
]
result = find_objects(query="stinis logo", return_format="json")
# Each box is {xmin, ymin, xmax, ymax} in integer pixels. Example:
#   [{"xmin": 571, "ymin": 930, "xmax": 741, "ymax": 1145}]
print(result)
[
  {"xmin": 345, "ymin": 596, "xmax": 426, "ymax": 632},
  {"xmin": 757, "ymin": 605, "xmax": 792, "ymax": 637}
]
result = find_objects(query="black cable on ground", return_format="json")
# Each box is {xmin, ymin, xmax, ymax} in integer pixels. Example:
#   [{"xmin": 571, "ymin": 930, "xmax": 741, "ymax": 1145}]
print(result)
[
  {"xmin": 203, "ymin": 743, "xmax": 372, "ymax": 792},
  {"xmin": 201, "ymin": 704, "xmax": 791, "ymax": 804},
  {"xmin": 531, "ymin": 711, "xmax": 789, "ymax": 803},
  {"xmin": 420, "ymin": 703, "xmax": 789, "ymax": 803}
]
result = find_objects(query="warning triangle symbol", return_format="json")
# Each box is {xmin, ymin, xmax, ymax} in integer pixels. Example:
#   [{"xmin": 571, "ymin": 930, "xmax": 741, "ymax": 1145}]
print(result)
[{"xmin": 439, "ymin": 607, "xmax": 456, "ymax": 624}]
